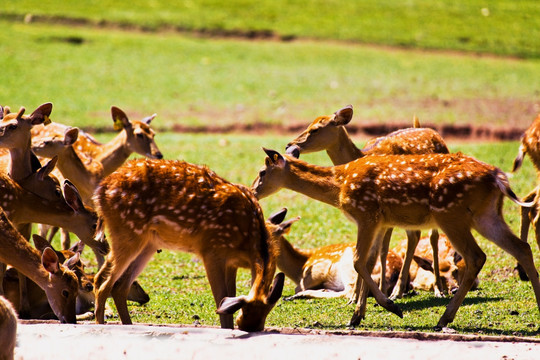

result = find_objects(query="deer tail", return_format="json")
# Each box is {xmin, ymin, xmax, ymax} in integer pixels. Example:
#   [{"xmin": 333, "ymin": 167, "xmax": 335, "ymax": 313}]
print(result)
[{"xmin": 495, "ymin": 169, "xmax": 535, "ymax": 207}]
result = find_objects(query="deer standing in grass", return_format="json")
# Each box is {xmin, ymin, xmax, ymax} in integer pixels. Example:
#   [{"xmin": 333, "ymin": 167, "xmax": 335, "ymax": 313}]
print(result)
[
  {"xmin": 267, "ymin": 208, "xmax": 403, "ymax": 300},
  {"xmin": 0, "ymin": 295, "xmax": 17, "ymax": 360},
  {"xmin": 93, "ymin": 159, "xmax": 284, "ymax": 331},
  {"xmin": 31, "ymin": 106, "xmax": 163, "ymax": 251},
  {"xmin": 252, "ymin": 148, "xmax": 540, "ymax": 329},
  {"xmin": 285, "ymin": 105, "xmax": 450, "ymax": 299},
  {"xmin": 32, "ymin": 106, "xmax": 163, "ymax": 177},
  {"xmin": 512, "ymin": 113, "xmax": 540, "ymax": 280},
  {"xmin": 0, "ymin": 208, "xmax": 80, "ymax": 323}
]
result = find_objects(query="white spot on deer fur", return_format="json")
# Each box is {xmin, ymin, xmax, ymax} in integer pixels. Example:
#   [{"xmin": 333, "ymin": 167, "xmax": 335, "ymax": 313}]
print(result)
[
  {"xmin": 350, "ymin": 184, "xmax": 355, "ymax": 190},
  {"xmin": 352, "ymin": 173, "xmax": 358, "ymax": 178}
]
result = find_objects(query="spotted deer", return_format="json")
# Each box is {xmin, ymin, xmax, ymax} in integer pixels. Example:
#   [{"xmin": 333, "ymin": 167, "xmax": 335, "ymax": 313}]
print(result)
[
  {"xmin": 285, "ymin": 105, "xmax": 450, "ymax": 299},
  {"xmin": 93, "ymin": 159, "xmax": 284, "ymax": 332},
  {"xmin": 252, "ymin": 148, "xmax": 540, "ymax": 329},
  {"xmin": 0, "ymin": 208, "xmax": 80, "ymax": 323},
  {"xmin": 31, "ymin": 106, "xmax": 163, "ymax": 177},
  {"xmin": 512, "ymin": 113, "xmax": 540, "ymax": 280},
  {"xmin": 0, "ymin": 295, "xmax": 17, "ymax": 360},
  {"xmin": 266, "ymin": 208, "xmax": 402, "ymax": 300}
]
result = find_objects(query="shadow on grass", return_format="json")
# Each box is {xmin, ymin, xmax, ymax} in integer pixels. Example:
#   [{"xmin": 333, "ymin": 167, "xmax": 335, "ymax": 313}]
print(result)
[{"xmin": 398, "ymin": 293, "xmax": 504, "ymax": 312}]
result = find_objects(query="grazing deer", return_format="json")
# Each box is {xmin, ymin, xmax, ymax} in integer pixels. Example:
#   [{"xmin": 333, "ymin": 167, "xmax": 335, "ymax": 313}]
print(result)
[
  {"xmin": 285, "ymin": 105, "xmax": 450, "ymax": 299},
  {"xmin": 0, "ymin": 295, "xmax": 17, "ymax": 360},
  {"xmin": 512, "ymin": 113, "xmax": 540, "ymax": 280},
  {"xmin": 0, "ymin": 208, "xmax": 80, "ymax": 323},
  {"xmin": 93, "ymin": 159, "xmax": 284, "ymax": 332},
  {"xmin": 252, "ymin": 148, "xmax": 540, "ymax": 329},
  {"xmin": 266, "ymin": 208, "xmax": 402, "ymax": 300},
  {"xmin": 31, "ymin": 106, "xmax": 163, "ymax": 177}
]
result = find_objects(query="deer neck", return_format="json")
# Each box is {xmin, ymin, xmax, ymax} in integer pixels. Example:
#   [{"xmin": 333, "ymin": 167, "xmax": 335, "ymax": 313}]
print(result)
[
  {"xmin": 56, "ymin": 149, "xmax": 99, "ymax": 201},
  {"xmin": 0, "ymin": 213, "xmax": 49, "ymax": 287},
  {"xmin": 284, "ymin": 159, "xmax": 341, "ymax": 207},
  {"xmin": 95, "ymin": 131, "xmax": 131, "ymax": 176},
  {"xmin": 8, "ymin": 145, "xmax": 33, "ymax": 181},
  {"xmin": 326, "ymin": 127, "xmax": 363, "ymax": 165},
  {"xmin": 276, "ymin": 237, "xmax": 311, "ymax": 286}
]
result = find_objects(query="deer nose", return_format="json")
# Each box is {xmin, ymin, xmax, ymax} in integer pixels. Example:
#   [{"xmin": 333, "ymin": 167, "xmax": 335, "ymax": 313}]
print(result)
[{"xmin": 155, "ymin": 152, "xmax": 163, "ymax": 159}]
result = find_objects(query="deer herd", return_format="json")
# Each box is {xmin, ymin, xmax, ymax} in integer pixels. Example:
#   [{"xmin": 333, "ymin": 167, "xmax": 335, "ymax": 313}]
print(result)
[{"xmin": 1, "ymin": 101, "xmax": 540, "ymax": 352}]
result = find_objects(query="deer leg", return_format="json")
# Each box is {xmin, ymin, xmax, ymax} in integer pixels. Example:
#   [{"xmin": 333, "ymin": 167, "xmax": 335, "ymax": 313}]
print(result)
[
  {"xmin": 60, "ymin": 229, "xmax": 71, "ymax": 250},
  {"xmin": 111, "ymin": 243, "xmax": 157, "ymax": 324},
  {"xmin": 474, "ymin": 210, "xmax": 540, "ymax": 315},
  {"xmin": 429, "ymin": 229, "xmax": 444, "ymax": 297},
  {"xmin": 378, "ymin": 228, "xmax": 393, "ymax": 294},
  {"xmin": 0, "ymin": 262, "xmax": 4, "ymax": 295},
  {"xmin": 389, "ymin": 229, "xmax": 420, "ymax": 300},
  {"xmin": 350, "ymin": 225, "xmax": 402, "ymax": 327},
  {"xmin": 203, "ymin": 257, "xmax": 235, "ymax": 329},
  {"xmin": 516, "ymin": 189, "xmax": 537, "ymax": 280},
  {"xmin": 435, "ymin": 226, "xmax": 485, "ymax": 329}
]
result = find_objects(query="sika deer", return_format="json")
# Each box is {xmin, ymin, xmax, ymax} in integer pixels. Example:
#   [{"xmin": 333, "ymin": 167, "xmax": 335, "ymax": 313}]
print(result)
[
  {"xmin": 512, "ymin": 113, "xmax": 540, "ymax": 279},
  {"xmin": 285, "ymin": 105, "xmax": 450, "ymax": 299},
  {"xmin": 0, "ymin": 208, "xmax": 80, "ymax": 323},
  {"xmin": 93, "ymin": 159, "xmax": 284, "ymax": 331},
  {"xmin": 252, "ymin": 149, "xmax": 540, "ymax": 329},
  {"xmin": 267, "ymin": 208, "xmax": 402, "ymax": 300},
  {"xmin": 0, "ymin": 295, "xmax": 17, "ymax": 360},
  {"xmin": 31, "ymin": 106, "xmax": 163, "ymax": 177}
]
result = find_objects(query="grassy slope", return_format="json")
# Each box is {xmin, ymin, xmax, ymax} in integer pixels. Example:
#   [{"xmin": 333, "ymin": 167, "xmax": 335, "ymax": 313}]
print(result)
[
  {"xmin": 3, "ymin": 0, "xmax": 540, "ymax": 58},
  {"xmin": 1, "ymin": 21, "xmax": 539, "ymax": 130}
]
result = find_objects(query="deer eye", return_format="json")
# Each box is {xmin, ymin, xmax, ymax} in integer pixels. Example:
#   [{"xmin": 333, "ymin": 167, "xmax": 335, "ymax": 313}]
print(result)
[
  {"xmin": 62, "ymin": 290, "xmax": 70, "ymax": 298},
  {"xmin": 259, "ymin": 170, "xmax": 266, "ymax": 177},
  {"xmin": 8, "ymin": 124, "xmax": 17, "ymax": 130},
  {"xmin": 55, "ymin": 188, "xmax": 62, "ymax": 197},
  {"xmin": 136, "ymin": 133, "xmax": 144, "ymax": 138}
]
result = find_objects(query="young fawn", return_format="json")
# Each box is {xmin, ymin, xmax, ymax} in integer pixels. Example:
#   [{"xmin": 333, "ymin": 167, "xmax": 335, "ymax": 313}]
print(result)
[
  {"xmin": 0, "ymin": 208, "xmax": 80, "ymax": 323},
  {"xmin": 252, "ymin": 148, "xmax": 540, "ymax": 329},
  {"xmin": 0, "ymin": 295, "xmax": 17, "ymax": 360},
  {"xmin": 285, "ymin": 105, "xmax": 450, "ymax": 299},
  {"xmin": 266, "ymin": 208, "xmax": 402, "ymax": 300},
  {"xmin": 93, "ymin": 159, "xmax": 284, "ymax": 332}
]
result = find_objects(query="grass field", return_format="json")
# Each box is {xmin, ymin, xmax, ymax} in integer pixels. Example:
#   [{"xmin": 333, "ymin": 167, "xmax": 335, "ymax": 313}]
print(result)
[
  {"xmin": 3, "ymin": 1, "xmax": 540, "ymax": 58},
  {"xmin": 2, "ymin": 0, "xmax": 540, "ymax": 337},
  {"xmin": 62, "ymin": 132, "xmax": 540, "ymax": 337}
]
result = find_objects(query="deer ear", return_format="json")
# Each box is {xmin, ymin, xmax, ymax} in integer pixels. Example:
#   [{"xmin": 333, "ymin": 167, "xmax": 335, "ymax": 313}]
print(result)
[
  {"xmin": 332, "ymin": 105, "xmax": 353, "ymax": 126},
  {"xmin": 267, "ymin": 272, "xmax": 285, "ymax": 304},
  {"xmin": 413, "ymin": 255, "xmax": 434, "ymax": 273},
  {"xmin": 278, "ymin": 216, "xmax": 301, "ymax": 235},
  {"xmin": 69, "ymin": 241, "xmax": 85, "ymax": 254},
  {"xmin": 37, "ymin": 156, "xmax": 58, "ymax": 181},
  {"xmin": 64, "ymin": 127, "xmax": 79, "ymax": 146},
  {"xmin": 41, "ymin": 247, "xmax": 60, "ymax": 274},
  {"xmin": 262, "ymin": 148, "xmax": 286, "ymax": 167},
  {"xmin": 28, "ymin": 103, "xmax": 53, "ymax": 125},
  {"xmin": 216, "ymin": 296, "xmax": 247, "ymax": 315},
  {"xmin": 63, "ymin": 252, "xmax": 81, "ymax": 270},
  {"xmin": 32, "ymin": 234, "xmax": 53, "ymax": 253},
  {"xmin": 268, "ymin": 208, "xmax": 287, "ymax": 225},
  {"xmin": 141, "ymin": 113, "xmax": 157, "ymax": 125},
  {"xmin": 63, "ymin": 180, "xmax": 85, "ymax": 213},
  {"xmin": 111, "ymin": 106, "xmax": 131, "ymax": 131}
]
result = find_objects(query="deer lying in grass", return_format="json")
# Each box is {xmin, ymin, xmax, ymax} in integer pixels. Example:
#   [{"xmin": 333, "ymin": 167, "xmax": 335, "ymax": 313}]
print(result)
[
  {"xmin": 512, "ymin": 113, "xmax": 540, "ymax": 280},
  {"xmin": 0, "ymin": 208, "xmax": 80, "ymax": 323},
  {"xmin": 252, "ymin": 148, "xmax": 540, "ymax": 329},
  {"xmin": 0, "ymin": 295, "xmax": 17, "ymax": 360},
  {"xmin": 394, "ymin": 233, "xmax": 480, "ymax": 294},
  {"xmin": 266, "ymin": 208, "xmax": 402, "ymax": 300},
  {"xmin": 285, "ymin": 105, "xmax": 450, "ymax": 299},
  {"xmin": 93, "ymin": 159, "xmax": 284, "ymax": 332}
]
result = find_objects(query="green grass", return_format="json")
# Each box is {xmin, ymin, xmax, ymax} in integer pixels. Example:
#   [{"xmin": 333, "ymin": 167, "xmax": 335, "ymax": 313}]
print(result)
[
  {"xmin": 1, "ymin": 21, "xmax": 540, "ymax": 131},
  {"xmin": 3, "ymin": 1, "xmax": 540, "ymax": 58},
  {"xmin": 67, "ymin": 132, "xmax": 540, "ymax": 337}
]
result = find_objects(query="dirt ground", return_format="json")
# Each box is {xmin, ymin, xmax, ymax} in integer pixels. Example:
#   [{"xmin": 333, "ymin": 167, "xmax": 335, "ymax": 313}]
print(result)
[{"xmin": 13, "ymin": 321, "xmax": 540, "ymax": 360}]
